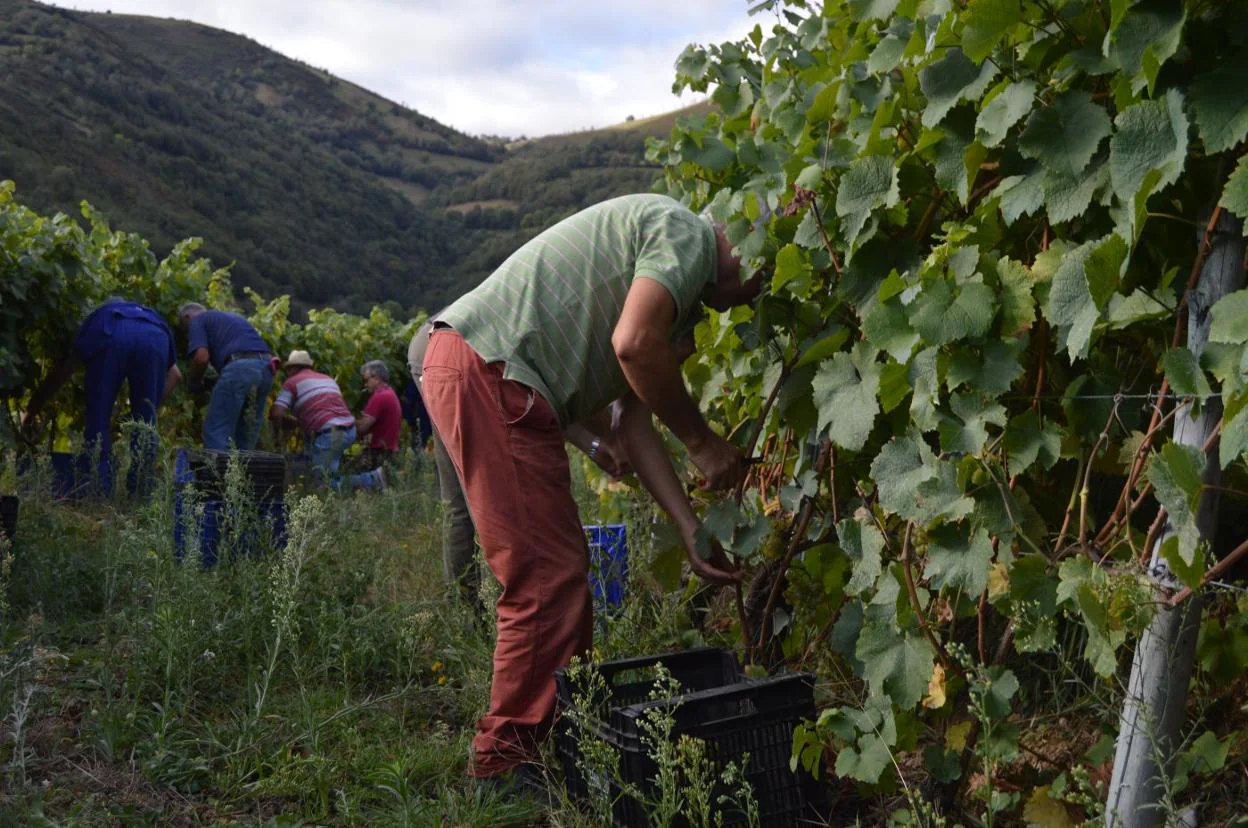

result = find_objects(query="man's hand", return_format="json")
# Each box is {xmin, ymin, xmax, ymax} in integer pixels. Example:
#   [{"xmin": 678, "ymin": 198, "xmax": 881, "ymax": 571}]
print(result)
[
  {"xmin": 592, "ymin": 435, "xmax": 631, "ymax": 479},
  {"xmin": 687, "ymin": 431, "xmax": 746, "ymax": 491},
  {"xmin": 679, "ymin": 525, "xmax": 741, "ymax": 584}
]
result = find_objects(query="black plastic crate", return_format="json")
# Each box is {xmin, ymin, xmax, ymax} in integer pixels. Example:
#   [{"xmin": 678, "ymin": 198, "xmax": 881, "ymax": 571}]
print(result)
[
  {"xmin": 0, "ymin": 495, "xmax": 17, "ymax": 544},
  {"xmin": 555, "ymin": 649, "xmax": 826, "ymax": 826},
  {"xmin": 174, "ymin": 448, "xmax": 286, "ymax": 502},
  {"xmin": 611, "ymin": 674, "xmax": 824, "ymax": 827},
  {"xmin": 555, "ymin": 648, "xmax": 741, "ymax": 805}
]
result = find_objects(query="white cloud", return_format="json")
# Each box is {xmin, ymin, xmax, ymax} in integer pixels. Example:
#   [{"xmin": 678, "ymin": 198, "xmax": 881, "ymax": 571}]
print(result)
[{"xmin": 54, "ymin": 0, "xmax": 755, "ymax": 136}]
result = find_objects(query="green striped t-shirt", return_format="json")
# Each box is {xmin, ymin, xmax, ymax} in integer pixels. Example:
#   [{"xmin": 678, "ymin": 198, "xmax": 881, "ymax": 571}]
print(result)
[{"xmin": 437, "ymin": 194, "xmax": 717, "ymax": 427}]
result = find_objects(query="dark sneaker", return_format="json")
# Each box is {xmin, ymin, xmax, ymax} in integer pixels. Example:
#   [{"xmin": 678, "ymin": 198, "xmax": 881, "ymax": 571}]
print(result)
[{"xmin": 471, "ymin": 763, "xmax": 547, "ymax": 801}]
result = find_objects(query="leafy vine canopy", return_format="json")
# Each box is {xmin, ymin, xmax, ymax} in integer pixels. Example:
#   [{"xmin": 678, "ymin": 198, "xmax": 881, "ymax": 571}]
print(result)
[{"xmin": 646, "ymin": 0, "xmax": 1248, "ymax": 777}]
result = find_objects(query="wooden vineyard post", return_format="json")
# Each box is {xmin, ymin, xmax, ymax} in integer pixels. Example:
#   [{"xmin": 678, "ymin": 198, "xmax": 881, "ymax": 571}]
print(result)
[{"xmin": 1105, "ymin": 211, "xmax": 1246, "ymax": 826}]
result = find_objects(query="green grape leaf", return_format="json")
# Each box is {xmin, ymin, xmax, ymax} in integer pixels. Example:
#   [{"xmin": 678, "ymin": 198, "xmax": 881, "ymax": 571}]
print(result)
[
  {"xmin": 995, "ymin": 257, "xmax": 1036, "ymax": 336},
  {"xmin": 945, "ymin": 339, "xmax": 1025, "ymax": 395},
  {"xmin": 868, "ymin": 34, "xmax": 909, "ymax": 75},
  {"xmin": 938, "ymin": 392, "xmax": 1008, "ymax": 455},
  {"xmin": 835, "ymin": 732, "xmax": 893, "ymax": 783},
  {"xmin": 773, "ymin": 243, "xmax": 813, "ymax": 295},
  {"xmin": 1190, "ymin": 55, "xmax": 1248, "ymax": 154},
  {"xmin": 795, "ymin": 328, "xmax": 851, "ymax": 368},
  {"xmin": 872, "ymin": 434, "xmax": 974, "ymax": 525},
  {"xmin": 848, "ymin": 0, "xmax": 900, "ymax": 22},
  {"xmin": 691, "ymin": 136, "xmax": 736, "ymax": 172},
  {"xmin": 1004, "ymin": 409, "xmax": 1061, "ymax": 474},
  {"xmin": 1107, "ymin": 288, "xmax": 1173, "ymax": 329},
  {"xmin": 919, "ymin": 48, "xmax": 997, "ymax": 128},
  {"xmin": 1209, "ymin": 288, "xmax": 1248, "ymax": 344},
  {"xmin": 1045, "ymin": 163, "xmax": 1109, "ymax": 225},
  {"xmin": 1219, "ymin": 155, "xmax": 1248, "ymax": 228},
  {"xmin": 1220, "ymin": 390, "xmax": 1248, "ymax": 469},
  {"xmin": 1107, "ymin": 0, "xmax": 1185, "ymax": 94},
  {"xmin": 863, "ymin": 299, "xmax": 920, "ymax": 362},
  {"xmin": 976, "ymin": 80, "xmax": 1037, "ymax": 148},
  {"xmin": 982, "ymin": 666, "xmax": 1020, "ymax": 719},
  {"xmin": 836, "ymin": 155, "xmax": 899, "ymax": 246},
  {"xmin": 994, "ymin": 167, "xmax": 1047, "ymax": 225},
  {"xmin": 1147, "ymin": 443, "xmax": 1207, "ymax": 566},
  {"xmin": 879, "ymin": 362, "xmax": 911, "ymax": 413},
  {"xmin": 812, "ymin": 342, "xmax": 882, "ymax": 451},
  {"xmin": 909, "ymin": 346, "xmax": 942, "ymax": 431},
  {"xmin": 1160, "ymin": 534, "xmax": 1206, "ymax": 590},
  {"xmin": 909, "ymin": 279, "xmax": 996, "ymax": 346},
  {"xmin": 933, "ymin": 114, "xmax": 986, "ymax": 206},
  {"xmin": 1109, "ymin": 90, "xmax": 1189, "ymax": 206},
  {"xmin": 839, "ymin": 517, "xmax": 886, "ymax": 597},
  {"xmin": 856, "ymin": 620, "xmax": 935, "ymax": 709},
  {"xmin": 873, "ymin": 434, "xmax": 937, "ymax": 514},
  {"xmin": 1018, "ymin": 91, "xmax": 1112, "ymax": 178},
  {"xmin": 925, "ymin": 524, "xmax": 994, "ymax": 596},
  {"xmin": 1045, "ymin": 235, "xmax": 1127, "ymax": 361},
  {"xmin": 961, "ymin": 0, "xmax": 1023, "ymax": 63},
  {"xmin": 1162, "ymin": 348, "xmax": 1213, "ymax": 403}
]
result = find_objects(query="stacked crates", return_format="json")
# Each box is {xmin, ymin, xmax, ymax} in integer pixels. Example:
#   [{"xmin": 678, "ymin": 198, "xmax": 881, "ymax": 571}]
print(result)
[
  {"xmin": 555, "ymin": 648, "xmax": 826, "ymax": 827},
  {"xmin": 173, "ymin": 448, "xmax": 287, "ymax": 567}
]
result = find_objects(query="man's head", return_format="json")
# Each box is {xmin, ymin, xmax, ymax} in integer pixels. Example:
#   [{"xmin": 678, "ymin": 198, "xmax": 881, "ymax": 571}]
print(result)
[
  {"xmin": 701, "ymin": 206, "xmax": 772, "ymax": 312},
  {"xmin": 361, "ymin": 359, "xmax": 389, "ymax": 392},
  {"xmin": 178, "ymin": 302, "xmax": 206, "ymax": 327},
  {"xmin": 284, "ymin": 349, "xmax": 315, "ymax": 376}
]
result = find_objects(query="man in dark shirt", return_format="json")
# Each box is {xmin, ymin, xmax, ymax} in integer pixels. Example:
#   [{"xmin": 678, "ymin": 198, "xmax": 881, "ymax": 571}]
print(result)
[
  {"xmin": 178, "ymin": 303, "xmax": 275, "ymax": 451},
  {"xmin": 23, "ymin": 298, "xmax": 180, "ymax": 494}
]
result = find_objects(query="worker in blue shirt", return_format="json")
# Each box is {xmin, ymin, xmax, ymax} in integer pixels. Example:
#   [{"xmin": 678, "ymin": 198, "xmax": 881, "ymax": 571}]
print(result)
[
  {"xmin": 178, "ymin": 303, "xmax": 275, "ymax": 451},
  {"xmin": 22, "ymin": 298, "xmax": 181, "ymax": 495}
]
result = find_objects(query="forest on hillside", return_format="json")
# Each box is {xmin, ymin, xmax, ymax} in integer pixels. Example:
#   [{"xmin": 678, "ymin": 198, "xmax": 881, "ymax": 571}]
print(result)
[{"xmin": 0, "ymin": 0, "xmax": 676, "ymax": 316}]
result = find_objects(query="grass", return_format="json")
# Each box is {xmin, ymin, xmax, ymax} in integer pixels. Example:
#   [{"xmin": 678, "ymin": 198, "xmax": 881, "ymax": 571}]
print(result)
[
  {"xmin": 0, "ymin": 449, "xmax": 724, "ymax": 826},
  {"xmin": 1, "ymin": 447, "xmax": 1246, "ymax": 826}
]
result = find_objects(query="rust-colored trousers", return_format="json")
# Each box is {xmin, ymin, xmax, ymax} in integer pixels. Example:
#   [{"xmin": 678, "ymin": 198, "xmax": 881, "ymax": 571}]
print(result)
[{"xmin": 421, "ymin": 329, "xmax": 593, "ymax": 776}]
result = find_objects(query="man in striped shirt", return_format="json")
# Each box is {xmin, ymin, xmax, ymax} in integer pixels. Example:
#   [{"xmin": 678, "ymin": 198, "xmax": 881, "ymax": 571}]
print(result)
[
  {"xmin": 270, "ymin": 350, "xmax": 359, "ymax": 486},
  {"xmin": 422, "ymin": 193, "xmax": 766, "ymax": 788}
]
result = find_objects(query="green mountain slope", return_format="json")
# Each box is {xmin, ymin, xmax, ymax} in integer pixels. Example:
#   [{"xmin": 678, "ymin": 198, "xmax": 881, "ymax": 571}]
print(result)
[{"xmin": 0, "ymin": 0, "xmax": 702, "ymax": 315}]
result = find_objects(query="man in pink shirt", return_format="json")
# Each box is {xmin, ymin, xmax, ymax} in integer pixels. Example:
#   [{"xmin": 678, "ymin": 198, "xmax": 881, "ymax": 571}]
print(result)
[{"xmin": 355, "ymin": 360, "xmax": 402, "ymax": 471}]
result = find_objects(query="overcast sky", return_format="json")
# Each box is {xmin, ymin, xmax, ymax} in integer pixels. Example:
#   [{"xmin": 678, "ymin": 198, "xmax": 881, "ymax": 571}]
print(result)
[{"xmin": 53, "ymin": 0, "xmax": 756, "ymax": 138}]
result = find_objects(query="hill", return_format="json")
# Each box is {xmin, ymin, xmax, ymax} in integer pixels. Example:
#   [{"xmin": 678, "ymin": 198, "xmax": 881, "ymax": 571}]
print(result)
[{"xmin": 0, "ymin": 0, "xmax": 701, "ymax": 315}]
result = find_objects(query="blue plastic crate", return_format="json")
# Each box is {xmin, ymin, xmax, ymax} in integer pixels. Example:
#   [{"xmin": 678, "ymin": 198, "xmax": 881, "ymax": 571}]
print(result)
[
  {"xmin": 585, "ymin": 523, "xmax": 628, "ymax": 609},
  {"xmin": 173, "ymin": 493, "xmax": 287, "ymax": 568}
]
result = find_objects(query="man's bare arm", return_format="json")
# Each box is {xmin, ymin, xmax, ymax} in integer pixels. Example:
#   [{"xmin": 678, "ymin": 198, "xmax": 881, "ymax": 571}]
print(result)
[
  {"xmin": 161, "ymin": 365, "xmax": 182, "ymax": 405},
  {"xmin": 614, "ymin": 394, "xmax": 738, "ymax": 584},
  {"xmin": 612, "ymin": 278, "xmax": 744, "ymax": 490},
  {"xmin": 187, "ymin": 348, "xmax": 210, "ymax": 388}
]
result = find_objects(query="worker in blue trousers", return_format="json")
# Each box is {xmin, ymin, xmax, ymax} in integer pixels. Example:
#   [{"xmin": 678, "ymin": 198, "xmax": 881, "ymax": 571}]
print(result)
[
  {"xmin": 22, "ymin": 297, "xmax": 182, "ymax": 495},
  {"xmin": 178, "ymin": 302, "xmax": 276, "ymax": 451}
]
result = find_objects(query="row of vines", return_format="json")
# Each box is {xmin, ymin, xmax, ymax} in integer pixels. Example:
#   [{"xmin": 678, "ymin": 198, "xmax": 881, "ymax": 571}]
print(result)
[
  {"xmin": 646, "ymin": 0, "xmax": 1248, "ymax": 820},
  {"xmin": 0, "ymin": 180, "xmax": 422, "ymax": 451}
]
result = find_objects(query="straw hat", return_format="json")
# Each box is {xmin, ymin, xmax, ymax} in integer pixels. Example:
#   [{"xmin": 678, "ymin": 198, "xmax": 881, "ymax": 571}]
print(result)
[{"xmin": 284, "ymin": 349, "xmax": 315, "ymax": 369}]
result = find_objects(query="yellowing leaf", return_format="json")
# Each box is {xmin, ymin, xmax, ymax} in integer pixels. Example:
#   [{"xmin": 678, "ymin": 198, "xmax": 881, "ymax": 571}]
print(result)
[
  {"xmin": 1023, "ymin": 786, "xmax": 1074, "ymax": 828},
  {"xmin": 946, "ymin": 720, "xmax": 973, "ymax": 752},
  {"xmin": 988, "ymin": 562, "xmax": 1010, "ymax": 601},
  {"xmin": 923, "ymin": 663, "xmax": 947, "ymax": 709}
]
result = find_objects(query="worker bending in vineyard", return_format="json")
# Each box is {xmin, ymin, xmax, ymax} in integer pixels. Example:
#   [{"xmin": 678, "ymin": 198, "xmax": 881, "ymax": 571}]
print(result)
[
  {"xmin": 409, "ymin": 316, "xmax": 637, "ymax": 615},
  {"xmin": 270, "ymin": 350, "xmax": 384, "ymax": 491},
  {"xmin": 179, "ymin": 303, "xmax": 275, "ymax": 451},
  {"xmin": 23, "ymin": 297, "xmax": 181, "ymax": 496},
  {"xmin": 420, "ymin": 193, "xmax": 767, "ymax": 791}
]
